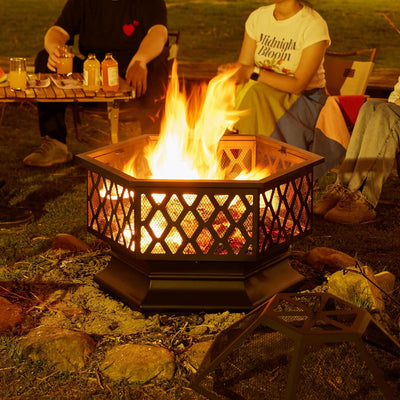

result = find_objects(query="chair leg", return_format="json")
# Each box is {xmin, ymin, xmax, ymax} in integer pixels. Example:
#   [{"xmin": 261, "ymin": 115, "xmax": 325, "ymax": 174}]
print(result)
[{"xmin": 396, "ymin": 152, "xmax": 400, "ymax": 178}]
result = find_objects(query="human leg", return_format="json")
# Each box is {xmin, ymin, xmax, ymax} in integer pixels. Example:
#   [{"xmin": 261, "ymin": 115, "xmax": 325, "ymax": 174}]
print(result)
[
  {"xmin": 23, "ymin": 50, "xmax": 84, "ymax": 167},
  {"xmin": 35, "ymin": 49, "xmax": 69, "ymax": 143},
  {"xmin": 315, "ymin": 100, "xmax": 400, "ymax": 223},
  {"xmin": 336, "ymin": 100, "xmax": 400, "ymax": 208}
]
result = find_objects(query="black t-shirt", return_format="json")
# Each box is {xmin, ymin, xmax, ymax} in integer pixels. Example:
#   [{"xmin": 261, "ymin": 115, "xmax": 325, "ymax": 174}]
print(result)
[{"xmin": 55, "ymin": 0, "xmax": 167, "ymax": 74}]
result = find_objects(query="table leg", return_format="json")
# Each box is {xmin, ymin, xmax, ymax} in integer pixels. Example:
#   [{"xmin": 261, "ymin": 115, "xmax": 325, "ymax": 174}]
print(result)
[
  {"xmin": 108, "ymin": 101, "xmax": 120, "ymax": 143},
  {"xmin": 0, "ymin": 103, "xmax": 6, "ymax": 128}
]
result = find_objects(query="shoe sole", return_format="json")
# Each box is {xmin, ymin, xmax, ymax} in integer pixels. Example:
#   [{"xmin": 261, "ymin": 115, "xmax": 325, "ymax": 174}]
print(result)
[
  {"xmin": 23, "ymin": 153, "xmax": 73, "ymax": 167},
  {"xmin": 313, "ymin": 200, "xmax": 340, "ymax": 216},
  {"xmin": 324, "ymin": 214, "xmax": 376, "ymax": 225},
  {"xmin": 0, "ymin": 213, "xmax": 34, "ymax": 227}
]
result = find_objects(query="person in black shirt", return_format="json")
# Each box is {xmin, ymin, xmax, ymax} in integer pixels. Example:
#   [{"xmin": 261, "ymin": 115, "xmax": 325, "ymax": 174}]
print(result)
[{"xmin": 24, "ymin": 0, "xmax": 169, "ymax": 167}]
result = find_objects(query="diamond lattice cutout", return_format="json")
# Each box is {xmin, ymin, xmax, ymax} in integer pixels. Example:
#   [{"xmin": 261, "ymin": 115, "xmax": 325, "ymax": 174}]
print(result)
[
  {"xmin": 166, "ymin": 194, "xmax": 184, "ymax": 222},
  {"xmin": 140, "ymin": 227, "xmax": 152, "ymax": 253},
  {"xmin": 229, "ymin": 195, "xmax": 246, "ymax": 222},
  {"xmin": 196, "ymin": 195, "xmax": 214, "ymax": 222},
  {"xmin": 165, "ymin": 226, "xmax": 182, "ymax": 254},
  {"xmin": 180, "ymin": 211, "xmax": 199, "ymax": 238},
  {"xmin": 196, "ymin": 228, "xmax": 213, "ymax": 254},
  {"xmin": 141, "ymin": 194, "xmax": 152, "ymax": 220},
  {"xmin": 213, "ymin": 211, "xmax": 230, "ymax": 238},
  {"xmin": 228, "ymin": 227, "xmax": 246, "ymax": 254},
  {"xmin": 152, "ymin": 242, "xmax": 166, "ymax": 254},
  {"xmin": 150, "ymin": 210, "xmax": 167, "ymax": 239}
]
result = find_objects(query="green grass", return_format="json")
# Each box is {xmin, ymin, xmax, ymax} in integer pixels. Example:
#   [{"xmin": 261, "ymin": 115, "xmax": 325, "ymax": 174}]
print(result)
[{"xmin": 1, "ymin": 0, "xmax": 400, "ymax": 67}]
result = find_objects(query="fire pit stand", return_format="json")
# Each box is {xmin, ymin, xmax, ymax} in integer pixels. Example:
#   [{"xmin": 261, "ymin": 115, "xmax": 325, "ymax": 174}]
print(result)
[{"xmin": 78, "ymin": 135, "xmax": 323, "ymax": 311}]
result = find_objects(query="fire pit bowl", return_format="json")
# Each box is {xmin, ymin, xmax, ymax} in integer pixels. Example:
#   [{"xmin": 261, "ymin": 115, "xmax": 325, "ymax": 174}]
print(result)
[{"xmin": 78, "ymin": 134, "xmax": 323, "ymax": 311}]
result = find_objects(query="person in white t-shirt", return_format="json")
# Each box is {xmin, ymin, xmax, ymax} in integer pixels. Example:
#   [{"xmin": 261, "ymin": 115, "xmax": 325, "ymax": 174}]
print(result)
[{"xmin": 219, "ymin": 0, "xmax": 336, "ymax": 179}]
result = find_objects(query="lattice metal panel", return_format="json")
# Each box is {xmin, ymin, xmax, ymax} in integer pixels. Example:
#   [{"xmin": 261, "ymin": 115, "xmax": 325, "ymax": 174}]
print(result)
[
  {"xmin": 190, "ymin": 293, "xmax": 400, "ymax": 400},
  {"xmin": 81, "ymin": 135, "xmax": 321, "ymax": 262}
]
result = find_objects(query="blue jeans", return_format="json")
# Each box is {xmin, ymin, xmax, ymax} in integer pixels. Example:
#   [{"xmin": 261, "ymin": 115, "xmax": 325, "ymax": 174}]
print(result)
[{"xmin": 337, "ymin": 100, "xmax": 400, "ymax": 207}]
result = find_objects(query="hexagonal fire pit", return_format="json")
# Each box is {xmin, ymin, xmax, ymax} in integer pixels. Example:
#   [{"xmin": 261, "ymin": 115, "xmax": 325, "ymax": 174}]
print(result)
[{"xmin": 78, "ymin": 134, "xmax": 323, "ymax": 311}]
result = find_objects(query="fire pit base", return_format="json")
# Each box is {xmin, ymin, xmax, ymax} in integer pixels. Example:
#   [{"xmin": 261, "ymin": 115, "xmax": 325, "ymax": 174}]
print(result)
[{"xmin": 94, "ymin": 252, "xmax": 305, "ymax": 311}]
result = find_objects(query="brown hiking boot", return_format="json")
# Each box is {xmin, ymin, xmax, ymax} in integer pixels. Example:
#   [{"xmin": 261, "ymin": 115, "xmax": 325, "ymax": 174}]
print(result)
[
  {"xmin": 324, "ymin": 190, "xmax": 376, "ymax": 224},
  {"xmin": 313, "ymin": 184, "xmax": 348, "ymax": 215},
  {"xmin": 23, "ymin": 136, "xmax": 73, "ymax": 167}
]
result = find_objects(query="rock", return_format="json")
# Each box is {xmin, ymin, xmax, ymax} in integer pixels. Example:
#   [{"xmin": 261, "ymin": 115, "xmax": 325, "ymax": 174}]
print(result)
[
  {"xmin": 184, "ymin": 340, "xmax": 213, "ymax": 370},
  {"xmin": 0, "ymin": 297, "xmax": 23, "ymax": 332},
  {"xmin": 51, "ymin": 233, "xmax": 90, "ymax": 252},
  {"xmin": 188, "ymin": 325, "xmax": 208, "ymax": 336},
  {"xmin": 302, "ymin": 247, "xmax": 357, "ymax": 272},
  {"xmin": 100, "ymin": 343, "xmax": 175, "ymax": 383},
  {"xmin": 374, "ymin": 271, "xmax": 396, "ymax": 295},
  {"xmin": 18, "ymin": 327, "xmax": 96, "ymax": 373},
  {"xmin": 327, "ymin": 265, "xmax": 384, "ymax": 310}
]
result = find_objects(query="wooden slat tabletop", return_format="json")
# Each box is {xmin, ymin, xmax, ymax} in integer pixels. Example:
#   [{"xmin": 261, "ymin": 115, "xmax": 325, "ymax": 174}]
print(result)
[{"xmin": 0, "ymin": 73, "xmax": 134, "ymax": 103}]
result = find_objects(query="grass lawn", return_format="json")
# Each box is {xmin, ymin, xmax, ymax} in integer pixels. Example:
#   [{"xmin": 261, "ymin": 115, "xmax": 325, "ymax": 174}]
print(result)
[{"xmin": 1, "ymin": 0, "xmax": 400, "ymax": 67}]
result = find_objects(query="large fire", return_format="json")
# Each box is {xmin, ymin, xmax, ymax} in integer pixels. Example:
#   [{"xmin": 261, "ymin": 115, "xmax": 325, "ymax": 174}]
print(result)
[
  {"xmin": 98, "ymin": 61, "xmax": 284, "ymax": 253},
  {"xmin": 123, "ymin": 61, "xmax": 271, "ymax": 181}
]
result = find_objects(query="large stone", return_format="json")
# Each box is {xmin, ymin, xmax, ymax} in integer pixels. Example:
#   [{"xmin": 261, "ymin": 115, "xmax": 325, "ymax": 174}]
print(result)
[
  {"xmin": 18, "ymin": 327, "xmax": 96, "ymax": 372},
  {"xmin": 51, "ymin": 233, "xmax": 90, "ymax": 252},
  {"xmin": 0, "ymin": 296, "xmax": 23, "ymax": 332},
  {"xmin": 374, "ymin": 271, "xmax": 396, "ymax": 295},
  {"xmin": 302, "ymin": 247, "xmax": 357, "ymax": 272},
  {"xmin": 100, "ymin": 343, "xmax": 175, "ymax": 383},
  {"xmin": 327, "ymin": 265, "xmax": 384, "ymax": 310}
]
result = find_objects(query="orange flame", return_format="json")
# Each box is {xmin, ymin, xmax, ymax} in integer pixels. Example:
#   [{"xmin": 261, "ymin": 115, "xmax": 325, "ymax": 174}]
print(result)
[{"xmin": 123, "ymin": 61, "xmax": 255, "ymax": 180}]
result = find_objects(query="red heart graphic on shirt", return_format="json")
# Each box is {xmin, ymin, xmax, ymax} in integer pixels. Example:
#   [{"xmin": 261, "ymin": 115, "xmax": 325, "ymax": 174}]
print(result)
[
  {"xmin": 133, "ymin": 20, "xmax": 139, "ymax": 26},
  {"xmin": 123, "ymin": 24, "xmax": 135, "ymax": 36}
]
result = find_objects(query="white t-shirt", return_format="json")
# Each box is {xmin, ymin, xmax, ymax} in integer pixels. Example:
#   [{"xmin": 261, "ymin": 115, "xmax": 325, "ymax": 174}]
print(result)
[{"xmin": 245, "ymin": 5, "xmax": 331, "ymax": 89}]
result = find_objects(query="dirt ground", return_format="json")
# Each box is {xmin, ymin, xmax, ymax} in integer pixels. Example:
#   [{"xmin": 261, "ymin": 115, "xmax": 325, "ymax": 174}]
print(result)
[{"xmin": 0, "ymin": 102, "xmax": 400, "ymax": 399}]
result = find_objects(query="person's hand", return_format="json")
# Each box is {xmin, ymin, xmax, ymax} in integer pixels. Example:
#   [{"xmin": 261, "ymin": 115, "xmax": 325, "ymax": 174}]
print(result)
[
  {"xmin": 46, "ymin": 44, "xmax": 64, "ymax": 72},
  {"xmin": 218, "ymin": 62, "xmax": 240, "ymax": 75},
  {"xmin": 234, "ymin": 64, "xmax": 253, "ymax": 85},
  {"xmin": 217, "ymin": 62, "xmax": 253, "ymax": 85},
  {"xmin": 126, "ymin": 60, "xmax": 148, "ymax": 97}
]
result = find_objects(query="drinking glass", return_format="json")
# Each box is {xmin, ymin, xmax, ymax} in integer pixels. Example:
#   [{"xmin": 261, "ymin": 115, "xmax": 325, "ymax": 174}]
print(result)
[
  {"xmin": 57, "ymin": 45, "xmax": 73, "ymax": 75},
  {"xmin": 9, "ymin": 57, "xmax": 27, "ymax": 91}
]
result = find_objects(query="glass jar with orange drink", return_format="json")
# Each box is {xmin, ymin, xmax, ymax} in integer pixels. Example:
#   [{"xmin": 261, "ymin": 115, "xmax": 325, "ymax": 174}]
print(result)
[
  {"xmin": 9, "ymin": 57, "xmax": 27, "ymax": 91},
  {"xmin": 57, "ymin": 45, "xmax": 74, "ymax": 75}
]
